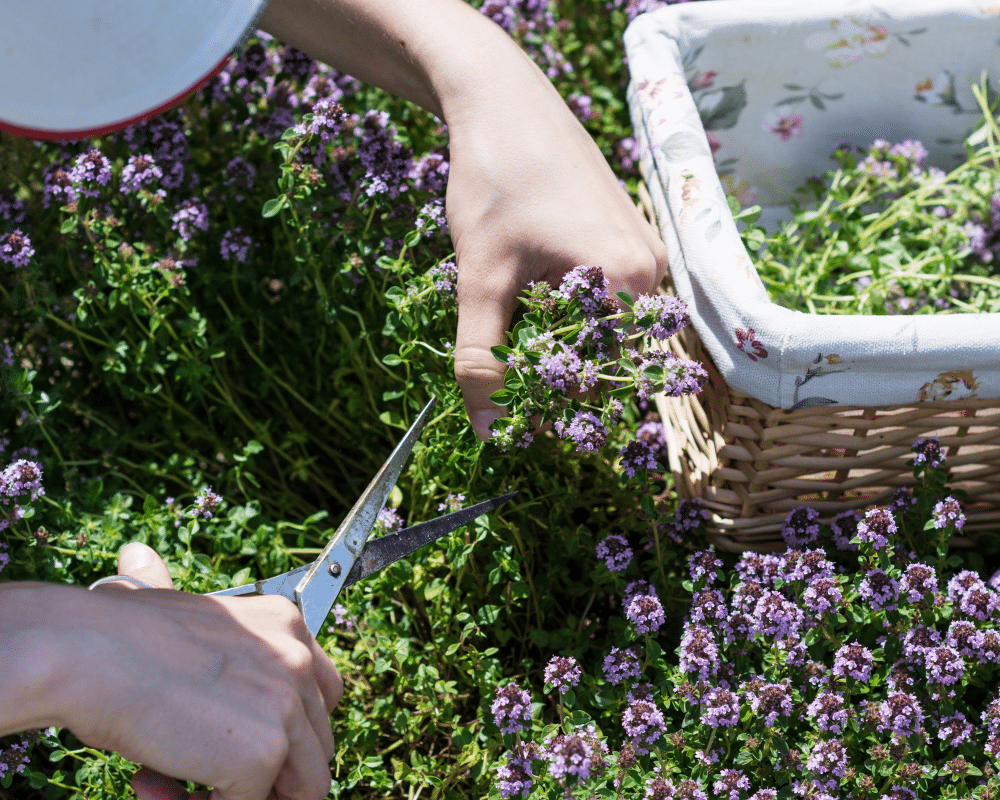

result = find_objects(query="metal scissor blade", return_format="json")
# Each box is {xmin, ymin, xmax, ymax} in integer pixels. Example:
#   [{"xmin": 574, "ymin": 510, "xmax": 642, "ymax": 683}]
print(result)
[
  {"xmin": 207, "ymin": 563, "xmax": 312, "ymax": 600},
  {"xmin": 342, "ymin": 491, "xmax": 518, "ymax": 589},
  {"xmin": 294, "ymin": 396, "xmax": 438, "ymax": 635}
]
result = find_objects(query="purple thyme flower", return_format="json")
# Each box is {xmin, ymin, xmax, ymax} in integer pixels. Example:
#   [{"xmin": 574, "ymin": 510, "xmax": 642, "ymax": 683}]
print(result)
[
  {"xmin": 959, "ymin": 584, "xmax": 999, "ymax": 621},
  {"xmin": 806, "ymin": 692, "xmax": 848, "ymax": 734},
  {"xmin": 0, "ymin": 460, "xmax": 44, "ymax": 505},
  {"xmin": 856, "ymin": 508, "xmax": 896, "ymax": 551},
  {"xmin": 596, "ymin": 534, "xmax": 633, "ymax": 572},
  {"xmin": 0, "ymin": 541, "xmax": 9, "ymax": 574},
  {"xmin": 42, "ymin": 164, "xmax": 77, "ymax": 208},
  {"xmin": 428, "ymin": 261, "xmax": 458, "ymax": 295},
  {"xmin": 491, "ymin": 683, "xmax": 532, "ymax": 734},
  {"xmin": 220, "ymin": 228, "xmax": 254, "ymax": 263},
  {"xmin": 830, "ymin": 509, "xmax": 859, "ymax": 551},
  {"xmin": 438, "ymin": 493, "xmax": 465, "ymax": 512},
  {"xmin": 624, "ymin": 580, "xmax": 656, "ymax": 607},
  {"xmin": 374, "ymin": 507, "xmax": 403, "ymax": 536},
  {"xmin": 192, "ymin": 487, "xmax": 222, "ymax": 519},
  {"xmin": 330, "ymin": 603, "xmax": 354, "ymax": 630},
  {"xmin": 947, "ymin": 570, "xmax": 985, "ymax": 603},
  {"xmin": 701, "ymin": 687, "xmax": 740, "ymax": 728},
  {"xmin": 665, "ymin": 499, "xmax": 709, "ymax": 543},
  {"xmin": 688, "ymin": 547, "xmax": 723, "ymax": 586},
  {"xmin": 752, "ymin": 590, "xmax": 804, "ymax": 640},
  {"xmin": 782, "ymin": 548, "xmax": 835, "ymax": 583},
  {"xmin": 802, "ymin": 577, "xmax": 842, "ymax": 618},
  {"xmin": 742, "ymin": 679, "xmax": 793, "ymax": 727},
  {"xmin": 749, "ymin": 792, "xmax": 778, "ymax": 800},
  {"xmin": 689, "ymin": 589, "xmax": 727, "ymax": 626},
  {"xmin": 541, "ymin": 724, "xmax": 608, "ymax": 783},
  {"xmin": 622, "ymin": 699, "xmax": 666, "ymax": 753},
  {"xmin": 619, "ymin": 438, "xmax": 659, "ymax": 479},
  {"xmin": 555, "ymin": 410, "xmax": 608, "ymax": 453},
  {"xmin": 832, "ymin": 643, "xmax": 875, "ymax": 682},
  {"xmin": 911, "ymin": 436, "xmax": 944, "ymax": 469},
  {"xmin": 859, "ymin": 568, "xmax": 899, "ymax": 612},
  {"xmin": 979, "ymin": 630, "xmax": 1000, "ymax": 664},
  {"xmin": 889, "ymin": 487, "xmax": 915, "ymax": 515},
  {"xmin": 558, "ymin": 265, "xmax": 610, "ymax": 315},
  {"xmin": 878, "ymin": 691, "xmax": 924, "ymax": 736},
  {"xmin": 355, "ymin": 109, "xmax": 413, "ymax": 199},
  {"xmin": 602, "ymin": 646, "xmax": 641, "ymax": 685},
  {"xmin": 636, "ymin": 420, "xmax": 667, "ymax": 461},
  {"xmin": 632, "ymin": 293, "xmax": 690, "ymax": 340},
  {"xmin": 530, "ymin": 336, "xmax": 582, "ymax": 394},
  {"xmin": 900, "ymin": 625, "xmax": 942, "ymax": 660},
  {"xmin": 0, "ymin": 230, "xmax": 34, "ymax": 268},
  {"xmin": 924, "ymin": 645, "xmax": 964, "ymax": 686},
  {"xmin": 947, "ymin": 620, "xmax": 982, "ymax": 657},
  {"xmin": 936, "ymin": 711, "xmax": 973, "ymax": 747},
  {"xmin": 713, "ymin": 769, "xmax": 749, "ymax": 800},
  {"xmin": 806, "ymin": 739, "xmax": 847, "ymax": 778},
  {"xmin": 984, "ymin": 696, "xmax": 1000, "ymax": 736},
  {"xmin": 69, "ymin": 149, "xmax": 112, "ymax": 197},
  {"xmin": 635, "ymin": 350, "xmax": 706, "ymax": 400},
  {"xmin": 627, "ymin": 592, "xmax": 665, "ymax": 635},
  {"xmin": 679, "ymin": 623, "xmax": 719, "ymax": 681},
  {"xmin": 780, "ymin": 506, "xmax": 820, "ymax": 549},
  {"xmin": 931, "ymin": 496, "xmax": 965, "ymax": 531},
  {"xmin": 496, "ymin": 742, "xmax": 538, "ymax": 799},
  {"xmin": 0, "ymin": 739, "xmax": 29, "ymax": 779},
  {"xmin": 544, "ymin": 655, "xmax": 581, "ymax": 693},
  {"xmin": 120, "ymin": 154, "xmax": 162, "ymax": 193},
  {"xmin": 171, "ymin": 199, "xmax": 209, "ymax": 241},
  {"xmin": 900, "ymin": 563, "xmax": 937, "ymax": 604},
  {"xmin": 735, "ymin": 552, "xmax": 781, "ymax": 587}
]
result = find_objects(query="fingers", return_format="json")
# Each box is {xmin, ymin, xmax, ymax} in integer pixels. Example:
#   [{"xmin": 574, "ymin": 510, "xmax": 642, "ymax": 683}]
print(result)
[
  {"xmin": 118, "ymin": 542, "xmax": 175, "ymax": 590},
  {"xmin": 131, "ymin": 767, "xmax": 192, "ymax": 800},
  {"xmin": 454, "ymin": 266, "xmax": 520, "ymax": 440}
]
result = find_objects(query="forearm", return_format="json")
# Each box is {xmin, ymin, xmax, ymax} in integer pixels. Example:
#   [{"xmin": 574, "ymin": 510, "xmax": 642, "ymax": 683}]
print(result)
[
  {"xmin": 259, "ymin": 0, "xmax": 557, "ymax": 126},
  {"xmin": 0, "ymin": 583, "xmax": 87, "ymax": 736}
]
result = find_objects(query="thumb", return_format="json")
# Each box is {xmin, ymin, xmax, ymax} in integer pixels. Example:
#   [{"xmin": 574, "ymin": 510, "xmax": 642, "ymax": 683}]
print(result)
[
  {"xmin": 454, "ymin": 276, "xmax": 518, "ymax": 441},
  {"xmin": 118, "ymin": 542, "xmax": 175, "ymax": 590}
]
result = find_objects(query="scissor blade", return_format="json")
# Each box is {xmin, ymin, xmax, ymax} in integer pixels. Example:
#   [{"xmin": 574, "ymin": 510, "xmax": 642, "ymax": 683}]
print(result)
[
  {"xmin": 207, "ymin": 563, "xmax": 312, "ymax": 600},
  {"xmin": 342, "ymin": 491, "xmax": 518, "ymax": 588},
  {"xmin": 294, "ymin": 396, "xmax": 438, "ymax": 635}
]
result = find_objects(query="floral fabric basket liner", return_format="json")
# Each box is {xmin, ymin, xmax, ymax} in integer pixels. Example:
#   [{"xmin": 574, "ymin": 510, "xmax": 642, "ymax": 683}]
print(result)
[{"xmin": 624, "ymin": 0, "xmax": 1000, "ymax": 413}]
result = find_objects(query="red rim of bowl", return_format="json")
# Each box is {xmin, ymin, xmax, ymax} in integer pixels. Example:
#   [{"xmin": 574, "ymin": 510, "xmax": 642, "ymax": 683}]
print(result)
[{"xmin": 0, "ymin": 55, "xmax": 230, "ymax": 142}]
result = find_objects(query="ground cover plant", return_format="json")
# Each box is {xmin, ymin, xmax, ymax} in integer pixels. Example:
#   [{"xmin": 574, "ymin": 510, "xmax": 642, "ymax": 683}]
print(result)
[
  {"xmin": 0, "ymin": 1, "xmax": 704, "ymax": 797},
  {"xmin": 740, "ymin": 78, "xmax": 1000, "ymax": 316},
  {"xmin": 487, "ymin": 442, "xmax": 1000, "ymax": 800},
  {"xmin": 3, "ymin": 2, "xmax": 1000, "ymax": 800}
]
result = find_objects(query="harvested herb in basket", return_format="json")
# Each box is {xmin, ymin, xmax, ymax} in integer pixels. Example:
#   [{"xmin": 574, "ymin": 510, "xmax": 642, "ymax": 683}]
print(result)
[{"xmin": 740, "ymin": 81, "xmax": 1000, "ymax": 316}]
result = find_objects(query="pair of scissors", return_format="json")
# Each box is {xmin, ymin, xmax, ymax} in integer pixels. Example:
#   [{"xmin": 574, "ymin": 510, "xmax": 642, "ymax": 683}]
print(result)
[{"xmin": 206, "ymin": 396, "xmax": 515, "ymax": 635}]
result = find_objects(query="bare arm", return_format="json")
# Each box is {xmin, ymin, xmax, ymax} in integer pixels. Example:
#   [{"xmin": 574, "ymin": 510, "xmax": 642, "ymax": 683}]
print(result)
[
  {"xmin": 261, "ymin": 0, "xmax": 669, "ymax": 439},
  {"xmin": 1, "ymin": 545, "xmax": 342, "ymax": 800}
]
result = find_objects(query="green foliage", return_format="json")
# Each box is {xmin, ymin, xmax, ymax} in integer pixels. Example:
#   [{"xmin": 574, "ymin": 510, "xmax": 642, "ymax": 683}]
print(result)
[{"xmin": 742, "ymin": 78, "xmax": 1000, "ymax": 315}]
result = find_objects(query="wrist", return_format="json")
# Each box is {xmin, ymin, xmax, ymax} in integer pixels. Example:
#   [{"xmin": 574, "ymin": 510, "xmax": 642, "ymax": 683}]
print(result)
[{"xmin": 0, "ymin": 583, "xmax": 97, "ymax": 735}]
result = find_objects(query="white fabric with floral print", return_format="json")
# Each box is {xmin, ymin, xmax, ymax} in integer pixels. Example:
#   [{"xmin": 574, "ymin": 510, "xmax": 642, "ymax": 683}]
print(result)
[{"xmin": 625, "ymin": 0, "xmax": 1000, "ymax": 410}]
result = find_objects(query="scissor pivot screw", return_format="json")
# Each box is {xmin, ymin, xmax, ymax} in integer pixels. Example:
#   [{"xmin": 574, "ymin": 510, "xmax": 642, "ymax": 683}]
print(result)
[{"xmin": 328, "ymin": 562, "xmax": 342, "ymax": 578}]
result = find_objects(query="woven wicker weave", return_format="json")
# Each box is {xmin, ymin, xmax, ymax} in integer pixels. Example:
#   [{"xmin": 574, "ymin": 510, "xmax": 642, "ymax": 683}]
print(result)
[{"xmin": 639, "ymin": 183, "xmax": 1000, "ymax": 553}]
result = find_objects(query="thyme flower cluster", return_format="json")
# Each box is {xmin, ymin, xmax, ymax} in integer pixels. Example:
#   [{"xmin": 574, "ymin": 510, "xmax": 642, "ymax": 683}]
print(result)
[{"xmin": 489, "ymin": 265, "xmax": 705, "ymax": 468}]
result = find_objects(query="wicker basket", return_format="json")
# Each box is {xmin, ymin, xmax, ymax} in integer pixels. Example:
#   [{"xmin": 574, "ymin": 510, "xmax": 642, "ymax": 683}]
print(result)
[{"xmin": 637, "ymin": 183, "xmax": 1000, "ymax": 553}]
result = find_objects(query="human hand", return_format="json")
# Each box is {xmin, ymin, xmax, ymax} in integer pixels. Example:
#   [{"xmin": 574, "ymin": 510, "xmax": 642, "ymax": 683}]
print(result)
[
  {"xmin": 77, "ymin": 543, "xmax": 342, "ymax": 800},
  {"xmin": 444, "ymin": 54, "xmax": 669, "ymax": 439}
]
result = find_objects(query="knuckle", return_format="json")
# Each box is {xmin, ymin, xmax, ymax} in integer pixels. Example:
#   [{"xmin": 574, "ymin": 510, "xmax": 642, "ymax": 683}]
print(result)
[{"xmin": 245, "ymin": 727, "xmax": 289, "ymax": 776}]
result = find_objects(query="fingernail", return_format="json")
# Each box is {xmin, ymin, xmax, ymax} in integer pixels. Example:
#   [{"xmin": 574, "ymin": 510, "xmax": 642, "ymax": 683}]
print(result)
[
  {"xmin": 470, "ymin": 410, "xmax": 501, "ymax": 441},
  {"xmin": 119, "ymin": 542, "xmax": 154, "ymax": 572}
]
